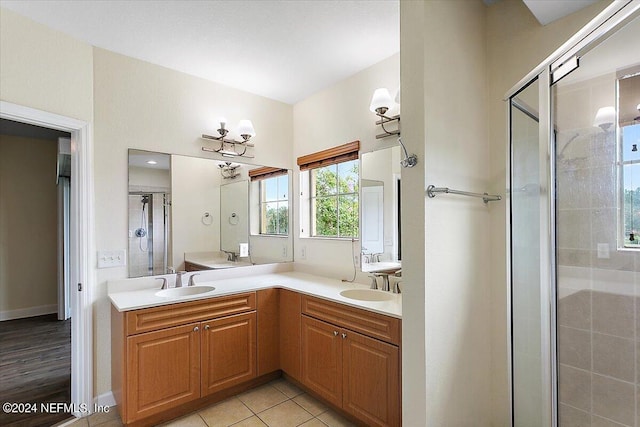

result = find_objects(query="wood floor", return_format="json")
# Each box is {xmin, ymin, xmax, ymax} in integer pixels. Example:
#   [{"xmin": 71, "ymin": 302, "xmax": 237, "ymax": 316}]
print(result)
[{"xmin": 0, "ymin": 314, "xmax": 71, "ymax": 427}]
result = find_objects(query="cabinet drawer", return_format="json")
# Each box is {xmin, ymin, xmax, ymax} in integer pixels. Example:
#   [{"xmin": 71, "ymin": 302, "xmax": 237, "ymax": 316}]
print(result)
[
  {"xmin": 301, "ymin": 296, "xmax": 400, "ymax": 345},
  {"xmin": 126, "ymin": 292, "xmax": 256, "ymax": 335}
]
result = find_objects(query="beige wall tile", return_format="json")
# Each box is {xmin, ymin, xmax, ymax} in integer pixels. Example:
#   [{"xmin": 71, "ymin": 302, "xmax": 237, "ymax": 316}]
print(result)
[
  {"xmin": 559, "ymin": 290, "xmax": 591, "ymax": 330},
  {"xmin": 558, "ymin": 210, "xmax": 592, "ymax": 250},
  {"xmin": 592, "ymin": 333, "xmax": 635, "ymax": 382},
  {"xmin": 592, "ymin": 292, "xmax": 635, "ymax": 339},
  {"xmin": 559, "ymin": 326, "xmax": 592, "ymax": 370},
  {"xmin": 558, "ymin": 248, "xmax": 593, "ymax": 268},
  {"xmin": 559, "ymin": 403, "xmax": 591, "ymax": 427},
  {"xmin": 592, "ymin": 374, "xmax": 635, "ymax": 426},
  {"xmin": 591, "ymin": 415, "xmax": 629, "ymax": 427},
  {"xmin": 559, "ymin": 365, "xmax": 591, "ymax": 412}
]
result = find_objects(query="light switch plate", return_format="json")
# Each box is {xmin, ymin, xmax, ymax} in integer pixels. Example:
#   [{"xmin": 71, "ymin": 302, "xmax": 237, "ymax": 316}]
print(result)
[
  {"xmin": 97, "ymin": 250, "xmax": 127, "ymax": 268},
  {"xmin": 596, "ymin": 243, "xmax": 610, "ymax": 259}
]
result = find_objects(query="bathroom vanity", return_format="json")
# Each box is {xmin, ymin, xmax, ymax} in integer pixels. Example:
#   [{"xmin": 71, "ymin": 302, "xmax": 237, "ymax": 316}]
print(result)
[{"xmin": 109, "ymin": 272, "xmax": 401, "ymax": 427}]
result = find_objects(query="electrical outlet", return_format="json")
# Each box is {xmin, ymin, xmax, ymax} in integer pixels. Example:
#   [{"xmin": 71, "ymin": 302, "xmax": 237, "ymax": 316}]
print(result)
[
  {"xmin": 97, "ymin": 249, "xmax": 127, "ymax": 268},
  {"xmin": 300, "ymin": 246, "xmax": 307, "ymax": 260},
  {"xmin": 597, "ymin": 243, "xmax": 610, "ymax": 259}
]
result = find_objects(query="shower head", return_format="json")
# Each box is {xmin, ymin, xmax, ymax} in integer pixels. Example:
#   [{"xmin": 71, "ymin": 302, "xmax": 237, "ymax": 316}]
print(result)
[{"xmin": 141, "ymin": 195, "xmax": 150, "ymax": 205}]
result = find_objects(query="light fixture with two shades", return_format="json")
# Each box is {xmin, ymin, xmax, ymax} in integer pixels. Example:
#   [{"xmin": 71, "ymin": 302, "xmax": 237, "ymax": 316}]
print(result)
[{"xmin": 202, "ymin": 118, "xmax": 256, "ymax": 158}]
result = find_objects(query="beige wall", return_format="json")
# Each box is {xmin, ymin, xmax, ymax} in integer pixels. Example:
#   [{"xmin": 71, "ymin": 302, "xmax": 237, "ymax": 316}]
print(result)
[
  {"xmin": 0, "ymin": 135, "xmax": 59, "ymax": 316},
  {"xmin": 401, "ymin": 1, "xmax": 492, "ymax": 424},
  {"xmin": 485, "ymin": 1, "xmax": 611, "ymax": 424},
  {"xmin": 171, "ymin": 155, "xmax": 222, "ymax": 271},
  {"xmin": 0, "ymin": 8, "xmax": 93, "ymax": 122},
  {"xmin": 292, "ymin": 53, "xmax": 399, "ymax": 281}
]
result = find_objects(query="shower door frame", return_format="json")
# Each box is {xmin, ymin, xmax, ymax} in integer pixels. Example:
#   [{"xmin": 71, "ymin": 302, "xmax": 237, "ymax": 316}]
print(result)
[{"xmin": 506, "ymin": 1, "xmax": 640, "ymax": 426}]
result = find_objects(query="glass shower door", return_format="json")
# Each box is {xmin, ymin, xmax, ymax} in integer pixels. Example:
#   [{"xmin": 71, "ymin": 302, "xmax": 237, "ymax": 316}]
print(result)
[{"xmin": 510, "ymin": 78, "xmax": 547, "ymax": 427}]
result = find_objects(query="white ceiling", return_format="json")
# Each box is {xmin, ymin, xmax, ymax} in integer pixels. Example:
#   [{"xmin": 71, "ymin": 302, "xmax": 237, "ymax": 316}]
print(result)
[
  {"xmin": 1, "ymin": 1, "xmax": 600, "ymax": 104},
  {"xmin": 0, "ymin": 0, "xmax": 399, "ymax": 105},
  {"xmin": 522, "ymin": 0, "xmax": 599, "ymax": 25}
]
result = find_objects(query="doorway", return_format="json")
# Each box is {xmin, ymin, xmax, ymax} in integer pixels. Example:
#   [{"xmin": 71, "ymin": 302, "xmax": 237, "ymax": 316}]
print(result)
[
  {"xmin": 0, "ymin": 119, "xmax": 72, "ymax": 426},
  {"xmin": 0, "ymin": 101, "xmax": 93, "ymax": 421}
]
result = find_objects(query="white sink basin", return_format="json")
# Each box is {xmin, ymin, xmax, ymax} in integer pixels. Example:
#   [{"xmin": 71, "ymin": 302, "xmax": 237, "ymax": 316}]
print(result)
[
  {"xmin": 340, "ymin": 289, "xmax": 394, "ymax": 302},
  {"xmin": 155, "ymin": 285, "xmax": 216, "ymax": 298}
]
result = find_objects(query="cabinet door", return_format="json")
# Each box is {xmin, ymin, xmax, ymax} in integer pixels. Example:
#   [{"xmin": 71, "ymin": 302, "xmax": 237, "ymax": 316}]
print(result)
[
  {"xmin": 126, "ymin": 323, "xmax": 201, "ymax": 422},
  {"xmin": 342, "ymin": 330, "xmax": 400, "ymax": 427},
  {"xmin": 301, "ymin": 315, "xmax": 342, "ymax": 408},
  {"xmin": 201, "ymin": 312, "xmax": 257, "ymax": 397},
  {"xmin": 257, "ymin": 288, "xmax": 279, "ymax": 375}
]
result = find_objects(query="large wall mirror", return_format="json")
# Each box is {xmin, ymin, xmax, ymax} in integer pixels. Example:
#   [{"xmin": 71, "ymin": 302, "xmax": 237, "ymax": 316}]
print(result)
[
  {"xmin": 128, "ymin": 149, "xmax": 293, "ymax": 277},
  {"xmin": 360, "ymin": 145, "xmax": 401, "ymax": 273}
]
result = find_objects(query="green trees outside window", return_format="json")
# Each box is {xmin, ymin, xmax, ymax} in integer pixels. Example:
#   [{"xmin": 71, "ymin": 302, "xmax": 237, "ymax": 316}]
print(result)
[
  {"xmin": 311, "ymin": 160, "xmax": 359, "ymax": 238},
  {"xmin": 260, "ymin": 174, "xmax": 288, "ymax": 235}
]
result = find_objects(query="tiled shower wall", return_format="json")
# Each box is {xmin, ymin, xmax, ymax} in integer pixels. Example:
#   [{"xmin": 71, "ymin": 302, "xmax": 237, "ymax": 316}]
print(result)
[{"xmin": 557, "ymin": 128, "xmax": 640, "ymax": 426}]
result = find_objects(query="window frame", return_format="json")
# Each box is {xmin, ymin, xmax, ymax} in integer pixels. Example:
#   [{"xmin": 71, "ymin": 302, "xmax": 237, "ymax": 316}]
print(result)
[
  {"xmin": 258, "ymin": 174, "xmax": 289, "ymax": 236},
  {"xmin": 308, "ymin": 160, "xmax": 359, "ymax": 239}
]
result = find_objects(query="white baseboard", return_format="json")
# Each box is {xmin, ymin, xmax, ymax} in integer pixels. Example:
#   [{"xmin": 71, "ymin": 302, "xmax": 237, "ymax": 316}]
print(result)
[
  {"xmin": 94, "ymin": 391, "xmax": 116, "ymax": 408},
  {"xmin": 0, "ymin": 304, "xmax": 57, "ymax": 321}
]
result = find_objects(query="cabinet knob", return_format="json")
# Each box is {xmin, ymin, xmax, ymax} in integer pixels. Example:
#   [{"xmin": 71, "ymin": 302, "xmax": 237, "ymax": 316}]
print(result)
[
  {"xmin": 341, "ymin": 333, "xmax": 347, "ymax": 339},
  {"xmin": 193, "ymin": 326, "xmax": 200, "ymax": 332},
  {"xmin": 333, "ymin": 331, "xmax": 339, "ymax": 336},
  {"xmin": 204, "ymin": 324, "xmax": 210, "ymax": 330}
]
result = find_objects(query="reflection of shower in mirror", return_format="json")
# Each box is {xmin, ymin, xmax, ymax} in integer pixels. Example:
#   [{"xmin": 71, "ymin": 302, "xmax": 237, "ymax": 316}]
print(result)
[{"xmin": 136, "ymin": 195, "xmax": 150, "ymax": 251}]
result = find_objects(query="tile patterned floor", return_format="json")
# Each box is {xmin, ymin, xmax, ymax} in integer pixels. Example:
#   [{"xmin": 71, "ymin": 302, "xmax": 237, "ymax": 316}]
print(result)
[{"xmin": 56, "ymin": 379, "xmax": 356, "ymax": 427}]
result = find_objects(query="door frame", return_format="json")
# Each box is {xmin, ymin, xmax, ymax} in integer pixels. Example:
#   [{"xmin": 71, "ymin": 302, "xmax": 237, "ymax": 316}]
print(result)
[{"xmin": 0, "ymin": 100, "xmax": 94, "ymax": 418}]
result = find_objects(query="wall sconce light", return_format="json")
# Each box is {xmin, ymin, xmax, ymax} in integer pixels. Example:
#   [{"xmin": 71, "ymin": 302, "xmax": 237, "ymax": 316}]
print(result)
[
  {"xmin": 202, "ymin": 117, "xmax": 256, "ymax": 158},
  {"xmin": 370, "ymin": 88, "xmax": 400, "ymax": 139},
  {"xmin": 218, "ymin": 161, "xmax": 241, "ymax": 179},
  {"xmin": 593, "ymin": 106, "xmax": 616, "ymax": 131},
  {"xmin": 370, "ymin": 87, "xmax": 417, "ymax": 168}
]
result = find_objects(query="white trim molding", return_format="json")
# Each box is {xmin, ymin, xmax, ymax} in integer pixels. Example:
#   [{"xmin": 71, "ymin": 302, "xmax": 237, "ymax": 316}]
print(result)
[
  {"xmin": 0, "ymin": 100, "xmax": 95, "ymax": 418},
  {"xmin": 0, "ymin": 304, "xmax": 57, "ymax": 321}
]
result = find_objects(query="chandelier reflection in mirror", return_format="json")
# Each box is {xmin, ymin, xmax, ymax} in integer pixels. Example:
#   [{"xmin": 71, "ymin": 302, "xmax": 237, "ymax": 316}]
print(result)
[
  {"xmin": 218, "ymin": 161, "xmax": 241, "ymax": 179},
  {"xmin": 202, "ymin": 117, "xmax": 256, "ymax": 158}
]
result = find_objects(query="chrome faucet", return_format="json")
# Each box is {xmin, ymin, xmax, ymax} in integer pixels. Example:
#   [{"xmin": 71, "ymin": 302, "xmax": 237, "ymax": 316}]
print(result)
[
  {"xmin": 175, "ymin": 271, "xmax": 186, "ymax": 288},
  {"xmin": 156, "ymin": 277, "xmax": 168, "ymax": 290},
  {"xmin": 375, "ymin": 273, "xmax": 390, "ymax": 291},
  {"xmin": 368, "ymin": 275, "xmax": 378, "ymax": 290},
  {"xmin": 188, "ymin": 273, "xmax": 200, "ymax": 287},
  {"xmin": 224, "ymin": 251, "xmax": 237, "ymax": 262}
]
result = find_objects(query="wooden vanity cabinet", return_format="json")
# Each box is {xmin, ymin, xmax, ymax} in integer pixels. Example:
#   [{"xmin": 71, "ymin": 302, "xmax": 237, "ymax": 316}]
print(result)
[
  {"xmin": 301, "ymin": 296, "xmax": 401, "ymax": 427},
  {"xmin": 112, "ymin": 292, "xmax": 257, "ymax": 424}
]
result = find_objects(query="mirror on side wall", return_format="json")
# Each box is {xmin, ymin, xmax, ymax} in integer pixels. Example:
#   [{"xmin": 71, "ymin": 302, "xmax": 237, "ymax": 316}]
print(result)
[
  {"xmin": 360, "ymin": 145, "xmax": 401, "ymax": 273},
  {"xmin": 128, "ymin": 149, "xmax": 293, "ymax": 277}
]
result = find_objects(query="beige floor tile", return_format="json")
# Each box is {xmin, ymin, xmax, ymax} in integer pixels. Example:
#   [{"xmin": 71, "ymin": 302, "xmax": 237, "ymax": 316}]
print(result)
[
  {"xmin": 237, "ymin": 385, "xmax": 289, "ymax": 413},
  {"xmin": 270, "ymin": 379, "xmax": 304, "ymax": 398},
  {"xmin": 298, "ymin": 419, "xmax": 328, "ymax": 427},
  {"xmin": 257, "ymin": 400, "xmax": 313, "ymax": 427},
  {"xmin": 160, "ymin": 413, "xmax": 207, "ymax": 427},
  {"xmin": 90, "ymin": 420, "xmax": 124, "ymax": 427},
  {"xmin": 59, "ymin": 417, "xmax": 89, "ymax": 427},
  {"xmin": 317, "ymin": 410, "xmax": 355, "ymax": 427},
  {"xmin": 230, "ymin": 415, "xmax": 268, "ymax": 426},
  {"xmin": 88, "ymin": 407, "xmax": 121, "ymax": 426},
  {"xmin": 199, "ymin": 397, "xmax": 254, "ymax": 427},
  {"xmin": 292, "ymin": 394, "xmax": 328, "ymax": 416}
]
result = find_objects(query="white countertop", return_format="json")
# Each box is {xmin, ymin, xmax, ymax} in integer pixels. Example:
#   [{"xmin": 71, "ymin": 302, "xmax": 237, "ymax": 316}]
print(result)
[{"xmin": 108, "ymin": 271, "xmax": 402, "ymax": 319}]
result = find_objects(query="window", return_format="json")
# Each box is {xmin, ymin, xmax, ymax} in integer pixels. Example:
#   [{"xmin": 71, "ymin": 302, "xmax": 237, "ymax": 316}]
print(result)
[
  {"xmin": 622, "ymin": 123, "xmax": 640, "ymax": 248},
  {"xmin": 311, "ymin": 160, "xmax": 359, "ymax": 237},
  {"xmin": 297, "ymin": 141, "xmax": 360, "ymax": 238},
  {"xmin": 259, "ymin": 174, "xmax": 289, "ymax": 235}
]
